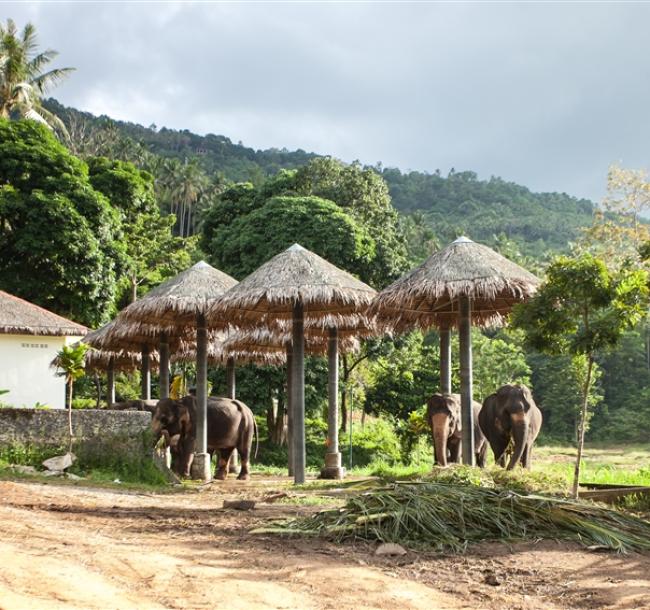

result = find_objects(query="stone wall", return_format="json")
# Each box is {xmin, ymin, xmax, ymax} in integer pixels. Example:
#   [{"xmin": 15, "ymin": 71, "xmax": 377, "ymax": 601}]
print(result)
[{"xmin": 0, "ymin": 408, "xmax": 153, "ymax": 459}]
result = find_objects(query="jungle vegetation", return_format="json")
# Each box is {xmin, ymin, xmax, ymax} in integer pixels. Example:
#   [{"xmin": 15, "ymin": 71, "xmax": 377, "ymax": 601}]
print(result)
[{"xmin": 1, "ymin": 20, "xmax": 649, "ymax": 458}]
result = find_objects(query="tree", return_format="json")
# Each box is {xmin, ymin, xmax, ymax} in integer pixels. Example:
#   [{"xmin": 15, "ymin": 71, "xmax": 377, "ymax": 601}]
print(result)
[
  {"xmin": 0, "ymin": 19, "xmax": 73, "ymax": 134},
  {"xmin": 87, "ymin": 157, "xmax": 192, "ymax": 304},
  {"xmin": 0, "ymin": 119, "xmax": 123, "ymax": 325},
  {"xmin": 205, "ymin": 196, "xmax": 376, "ymax": 279},
  {"xmin": 512, "ymin": 254, "xmax": 648, "ymax": 497},
  {"xmin": 581, "ymin": 165, "xmax": 650, "ymax": 269},
  {"xmin": 54, "ymin": 342, "xmax": 90, "ymax": 450}
]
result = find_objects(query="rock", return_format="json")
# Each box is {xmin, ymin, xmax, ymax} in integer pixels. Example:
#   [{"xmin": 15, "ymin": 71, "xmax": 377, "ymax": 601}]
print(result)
[
  {"xmin": 374, "ymin": 543, "xmax": 407, "ymax": 556},
  {"xmin": 223, "ymin": 499, "xmax": 256, "ymax": 511},
  {"xmin": 484, "ymin": 572, "xmax": 501, "ymax": 586},
  {"xmin": 42, "ymin": 470, "xmax": 64, "ymax": 477},
  {"xmin": 42, "ymin": 452, "xmax": 76, "ymax": 471},
  {"xmin": 12, "ymin": 465, "xmax": 37, "ymax": 475},
  {"xmin": 65, "ymin": 472, "xmax": 82, "ymax": 481}
]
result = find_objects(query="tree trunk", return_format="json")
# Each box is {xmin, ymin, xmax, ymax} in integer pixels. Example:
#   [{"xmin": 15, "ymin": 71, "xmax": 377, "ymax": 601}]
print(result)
[
  {"xmin": 68, "ymin": 379, "xmax": 73, "ymax": 453},
  {"xmin": 572, "ymin": 355, "xmax": 594, "ymax": 499},
  {"xmin": 131, "ymin": 278, "xmax": 138, "ymax": 304}
]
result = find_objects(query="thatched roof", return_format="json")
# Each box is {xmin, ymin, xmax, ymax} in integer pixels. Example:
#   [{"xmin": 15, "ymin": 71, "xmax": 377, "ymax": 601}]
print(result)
[
  {"xmin": 83, "ymin": 320, "xmax": 164, "ymax": 353},
  {"xmin": 370, "ymin": 237, "xmax": 540, "ymax": 331},
  {"xmin": 207, "ymin": 244, "xmax": 377, "ymax": 327},
  {"xmin": 119, "ymin": 261, "xmax": 238, "ymax": 328},
  {"xmin": 0, "ymin": 290, "xmax": 87, "ymax": 337},
  {"xmin": 270, "ymin": 314, "xmax": 382, "ymax": 339},
  {"xmin": 222, "ymin": 329, "xmax": 360, "ymax": 357},
  {"xmin": 84, "ymin": 349, "xmax": 152, "ymax": 373},
  {"xmin": 172, "ymin": 334, "xmax": 285, "ymax": 367}
]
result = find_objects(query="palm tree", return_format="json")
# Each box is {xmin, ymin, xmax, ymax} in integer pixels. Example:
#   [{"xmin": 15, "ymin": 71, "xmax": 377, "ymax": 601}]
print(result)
[{"xmin": 0, "ymin": 19, "xmax": 74, "ymax": 134}]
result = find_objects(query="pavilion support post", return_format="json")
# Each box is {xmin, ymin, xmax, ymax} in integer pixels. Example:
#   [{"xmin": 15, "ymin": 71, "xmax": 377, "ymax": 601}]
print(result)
[
  {"xmin": 140, "ymin": 345, "xmax": 151, "ymax": 400},
  {"xmin": 191, "ymin": 312, "xmax": 211, "ymax": 482},
  {"xmin": 292, "ymin": 302, "xmax": 306, "ymax": 484},
  {"xmin": 439, "ymin": 326, "xmax": 452, "ymax": 395},
  {"xmin": 459, "ymin": 296, "xmax": 475, "ymax": 465},
  {"xmin": 286, "ymin": 343, "xmax": 294, "ymax": 477},
  {"xmin": 320, "ymin": 327, "xmax": 345, "ymax": 479},
  {"xmin": 226, "ymin": 356, "xmax": 239, "ymax": 473},
  {"xmin": 159, "ymin": 333, "xmax": 170, "ymax": 400},
  {"xmin": 107, "ymin": 356, "xmax": 116, "ymax": 407},
  {"xmin": 226, "ymin": 357, "xmax": 236, "ymax": 399}
]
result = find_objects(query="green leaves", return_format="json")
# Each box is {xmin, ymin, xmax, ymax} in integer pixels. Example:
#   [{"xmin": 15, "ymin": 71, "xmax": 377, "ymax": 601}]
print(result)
[
  {"xmin": 55, "ymin": 342, "xmax": 90, "ymax": 383},
  {"xmin": 512, "ymin": 253, "xmax": 649, "ymax": 358}
]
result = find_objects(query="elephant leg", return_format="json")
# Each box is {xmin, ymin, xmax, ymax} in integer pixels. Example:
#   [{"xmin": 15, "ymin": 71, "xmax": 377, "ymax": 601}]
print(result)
[
  {"xmin": 489, "ymin": 436, "xmax": 509, "ymax": 468},
  {"xmin": 521, "ymin": 444, "xmax": 532, "ymax": 470},
  {"xmin": 476, "ymin": 442, "xmax": 488, "ymax": 468},
  {"xmin": 448, "ymin": 437, "xmax": 461, "ymax": 464},
  {"xmin": 237, "ymin": 443, "xmax": 251, "ymax": 481},
  {"xmin": 215, "ymin": 448, "xmax": 234, "ymax": 480}
]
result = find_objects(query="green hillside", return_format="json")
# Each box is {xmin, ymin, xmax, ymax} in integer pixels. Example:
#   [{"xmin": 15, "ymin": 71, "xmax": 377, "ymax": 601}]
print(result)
[{"xmin": 45, "ymin": 99, "xmax": 596, "ymax": 257}]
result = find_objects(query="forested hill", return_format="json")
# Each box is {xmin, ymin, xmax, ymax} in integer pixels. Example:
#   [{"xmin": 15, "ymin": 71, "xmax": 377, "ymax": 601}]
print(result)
[{"xmin": 45, "ymin": 99, "xmax": 596, "ymax": 256}]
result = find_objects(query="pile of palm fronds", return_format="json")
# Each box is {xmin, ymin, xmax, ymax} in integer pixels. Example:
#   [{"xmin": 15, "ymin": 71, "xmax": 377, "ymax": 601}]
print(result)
[{"xmin": 255, "ymin": 482, "xmax": 650, "ymax": 553}]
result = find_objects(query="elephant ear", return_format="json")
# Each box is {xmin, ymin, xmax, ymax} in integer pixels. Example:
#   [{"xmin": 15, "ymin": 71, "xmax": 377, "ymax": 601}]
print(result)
[
  {"xmin": 520, "ymin": 385, "xmax": 536, "ymax": 412},
  {"xmin": 169, "ymin": 434, "xmax": 181, "ymax": 449}
]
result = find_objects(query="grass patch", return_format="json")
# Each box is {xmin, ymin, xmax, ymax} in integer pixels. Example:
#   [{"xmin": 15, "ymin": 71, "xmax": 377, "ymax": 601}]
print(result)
[{"xmin": 0, "ymin": 441, "xmax": 169, "ymax": 489}]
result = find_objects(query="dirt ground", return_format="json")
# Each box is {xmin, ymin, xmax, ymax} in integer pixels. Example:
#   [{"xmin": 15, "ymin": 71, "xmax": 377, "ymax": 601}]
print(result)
[{"xmin": 1, "ymin": 477, "xmax": 649, "ymax": 610}]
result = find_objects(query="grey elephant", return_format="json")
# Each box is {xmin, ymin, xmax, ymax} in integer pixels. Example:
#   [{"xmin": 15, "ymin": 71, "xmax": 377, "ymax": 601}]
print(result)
[
  {"xmin": 478, "ymin": 384, "xmax": 542, "ymax": 470},
  {"xmin": 427, "ymin": 393, "xmax": 487, "ymax": 467},
  {"xmin": 108, "ymin": 399, "xmax": 158, "ymax": 413},
  {"xmin": 151, "ymin": 395, "xmax": 257, "ymax": 480}
]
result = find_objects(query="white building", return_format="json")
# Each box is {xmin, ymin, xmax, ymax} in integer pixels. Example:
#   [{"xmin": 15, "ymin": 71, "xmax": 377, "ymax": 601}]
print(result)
[{"xmin": 0, "ymin": 291, "xmax": 87, "ymax": 409}]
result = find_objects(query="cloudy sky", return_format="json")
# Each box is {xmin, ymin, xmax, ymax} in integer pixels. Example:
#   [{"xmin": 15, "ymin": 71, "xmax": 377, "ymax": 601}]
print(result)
[{"xmin": 5, "ymin": 1, "xmax": 650, "ymax": 201}]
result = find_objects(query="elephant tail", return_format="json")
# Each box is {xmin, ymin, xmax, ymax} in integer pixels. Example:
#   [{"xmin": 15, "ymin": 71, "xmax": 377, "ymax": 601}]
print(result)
[{"xmin": 253, "ymin": 416, "xmax": 259, "ymax": 460}]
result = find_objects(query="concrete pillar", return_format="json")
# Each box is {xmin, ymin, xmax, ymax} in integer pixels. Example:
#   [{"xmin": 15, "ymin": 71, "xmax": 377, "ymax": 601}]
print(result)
[
  {"xmin": 286, "ymin": 342, "xmax": 294, "ymax": 477},
  {"xmin": 226, "ymin": 357, "xmax": 239, "ymax": 473},
  {"xmin": 140, "ymin": 345, "xmax": 151, "ymax": 400},
  {"xmin": 226, "ymin": 357, "xmax": 236, "ymax": 399},
  {"xmin": 292, "ymin": 302, "xmax": 305, "ymax": 484},
  {"xmin": 459, "ymin": 296, "xmax": 475, "ymax": 465},
  {"xmin": 439, "ymin": 326, "xmax": 452, "ymax": 394},
  {"xmin": 107, "ymin": 356, "xmax": 116, "ymax": 406},
  {"xmin": 191, "ymin": 312, "xmax": 211, "ymax": 481},
  {"xmin": 320, "ymin": 327, "xmax": 345, "ymax": 479},
  {"xmin": 159, "ymin": 334, "xmax": 170, "ymax": 399}
]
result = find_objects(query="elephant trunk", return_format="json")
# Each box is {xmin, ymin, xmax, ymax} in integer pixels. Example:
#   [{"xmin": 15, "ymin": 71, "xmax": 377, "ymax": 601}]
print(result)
[
  {"xmin": 431, "ymin": 412, "xmax": 450, "ymax": 466},
  {"xmin": 507, "ymin": 410, "xmax": 528, "ymax": 470}
]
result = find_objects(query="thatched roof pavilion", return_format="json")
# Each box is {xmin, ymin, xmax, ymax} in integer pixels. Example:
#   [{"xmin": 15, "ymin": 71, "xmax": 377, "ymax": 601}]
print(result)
[
  {"xmin": 370, "ymin": 236, "xmax": 540, "ymax": 465},
  {"xmin": 0, "ymin": 290, "xmax": 87, "ymax": 337},
  {"xmin": 208, "ymin": 243, "xmax": 377, "ymax": 483},
  {"xmin": 116, "ymin": 260, "xmax": 238, "ymax": 481},
  {"xmin": 120, "ymin": 261, "xmax": 238, "ymax": 328},
  {"xmin": 369, "ymin": 236, "xmax": 540, "ymax": 331}
]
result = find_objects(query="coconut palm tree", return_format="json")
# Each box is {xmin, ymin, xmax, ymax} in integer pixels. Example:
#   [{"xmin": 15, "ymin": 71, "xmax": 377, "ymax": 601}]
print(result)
[{"xmin": 0, "ymin": 19, "xmax": 74, "ymax": 134}]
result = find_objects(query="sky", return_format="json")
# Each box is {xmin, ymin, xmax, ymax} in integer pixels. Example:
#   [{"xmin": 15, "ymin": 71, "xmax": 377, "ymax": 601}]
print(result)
[{"xmin": 4, "ymin": 1, "xmax": 650, "ymax": 202}]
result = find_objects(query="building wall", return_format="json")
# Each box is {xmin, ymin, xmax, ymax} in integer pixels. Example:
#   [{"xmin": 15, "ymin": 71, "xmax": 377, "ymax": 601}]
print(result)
[{"xmin": 0, "ymin": 334, "xmax": 79, "ymax": 409}]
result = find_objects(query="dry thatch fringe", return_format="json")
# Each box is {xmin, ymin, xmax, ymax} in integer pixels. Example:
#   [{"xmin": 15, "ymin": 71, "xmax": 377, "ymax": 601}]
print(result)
[
  {"xmin": 369, "ymin": 237, "xmax": 540, "ymax": 332},
  {"xmin": 255, "ymin": 482, "xmax": 650, "ymax": 554},
  {"xmin": 84, "ymin": 349, "xmax": 155, "ymax": 373},
  {"xmin": 83, "ymin": 320, "xmax": 170, "ymax": 353},
  {"xmin": 207, "ymin": 244, "xmax": 377, "ymax": 328},
  {"xmin": 222, "ymin": 328, "xmax": 361, "ymax": 356},
  {"xmin": 0, "ymin": 290, "xmax": 87, "ymax": 337},
  {"xmin": 270, "ymin": 313, "xmax": 384, "ymax": 339},
  {"xmin": 119, "ymin": 261, "xmax": 238, "ymax": 328}
]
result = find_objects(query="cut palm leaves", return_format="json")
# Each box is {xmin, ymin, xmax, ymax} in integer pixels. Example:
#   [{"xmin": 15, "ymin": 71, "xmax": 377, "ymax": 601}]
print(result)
[{"xmin": 254, "ymin": 482, "xmax": 650, "ymax": 554}]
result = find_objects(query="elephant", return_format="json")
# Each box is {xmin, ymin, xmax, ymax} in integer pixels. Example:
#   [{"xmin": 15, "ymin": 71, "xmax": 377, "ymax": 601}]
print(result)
[
  {"xmin": 108, "ymin": 399, "xmax": 158, "ymax": 413},
  {"xmin": 478, "ymin": 384, "xmax": 543, "ymax": 470},
  {"xmin": 151, "ymin": 395, "xmax": 257, "ymax": 480},
  {"xmin": 427, "ymin": 393, "xmax": 487, "ymax": 467}
]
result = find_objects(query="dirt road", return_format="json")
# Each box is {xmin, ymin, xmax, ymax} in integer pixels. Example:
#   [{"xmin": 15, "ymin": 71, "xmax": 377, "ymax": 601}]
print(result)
[{"xmin": 1, "ymin": 478, "xmax": 649, "ymax": 610}]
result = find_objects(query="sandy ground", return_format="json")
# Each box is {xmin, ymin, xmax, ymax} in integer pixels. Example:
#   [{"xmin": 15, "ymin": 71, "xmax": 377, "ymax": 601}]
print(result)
[{"xmin": 0, "ymin": 477, "xmax": 649, "ymax": 610}]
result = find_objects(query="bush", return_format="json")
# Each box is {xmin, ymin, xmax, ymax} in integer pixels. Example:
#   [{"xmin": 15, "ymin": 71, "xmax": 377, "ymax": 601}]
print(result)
[{"xmin": 72, "ymin": 398, "xmax": 97, "ymax": 410}]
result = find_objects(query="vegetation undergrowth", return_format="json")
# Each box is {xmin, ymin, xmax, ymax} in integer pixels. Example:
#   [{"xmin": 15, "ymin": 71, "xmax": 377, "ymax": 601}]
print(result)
[{"xmin": 0, "ymin": 442, "xmax": 169, "ymax": 488}]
